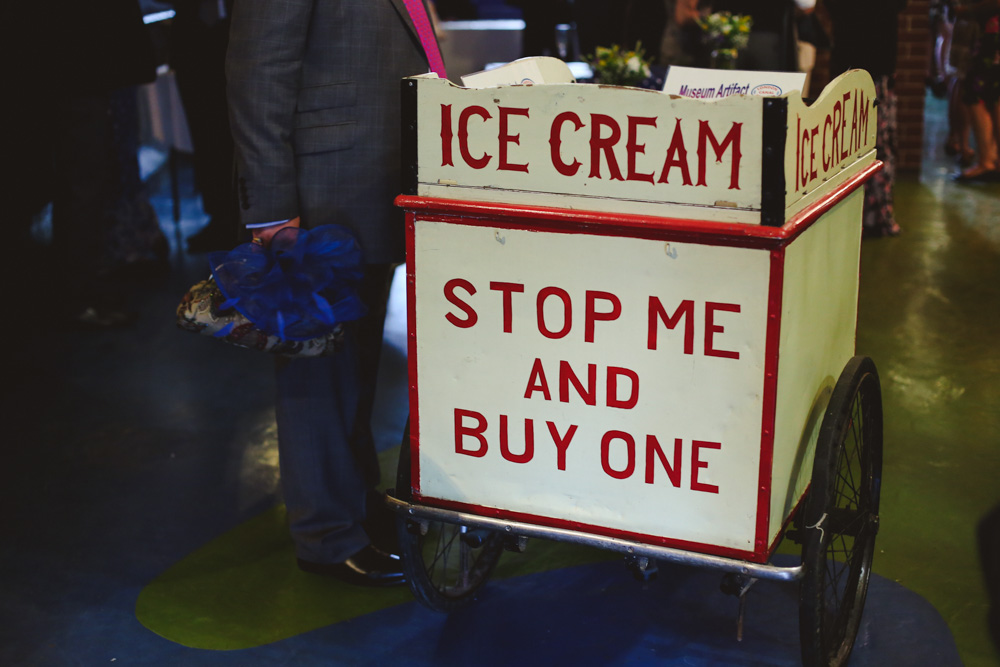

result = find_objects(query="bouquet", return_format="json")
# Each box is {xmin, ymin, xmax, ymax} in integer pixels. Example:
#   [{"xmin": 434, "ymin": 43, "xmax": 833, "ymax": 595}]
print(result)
[
  {"xmin": 588, "ymin": 42, "xmax": 652, "ymax": 87},
  {"xmin": 176, "ymin": 225, "xmax": 366, "ymax": 357},
  {"xmin": 697, "ymin": 12, "xmax": 752, "ymax": 69}
]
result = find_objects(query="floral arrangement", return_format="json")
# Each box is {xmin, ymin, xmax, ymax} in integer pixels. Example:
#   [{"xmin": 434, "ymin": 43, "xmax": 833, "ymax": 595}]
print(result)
[
  {"xmin": 588, "ymin": 42, "xmax": 652, "ymax": 87},
  {"xmin": 697, "ymin": 12, "xmax": 752, "ymax": 68}
]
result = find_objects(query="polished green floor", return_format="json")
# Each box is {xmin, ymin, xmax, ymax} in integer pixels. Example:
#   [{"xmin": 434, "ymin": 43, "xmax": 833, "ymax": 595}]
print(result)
[
  {"xmin": 854, "ymin": 95, "xmax": 999, "ymax": 667},
  {"xmin": 6, "ymin": 90, "xmax": 993, "ymax": 665},
  {"xmin": 132, "ymin": 95, "xmax": 1000, "ymax": 665}
]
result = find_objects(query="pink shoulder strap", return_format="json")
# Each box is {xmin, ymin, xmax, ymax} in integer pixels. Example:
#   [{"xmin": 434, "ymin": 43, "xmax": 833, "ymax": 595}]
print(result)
[{"xmin": 400, "ymin": 0, "xmax": 448, "ymax": 78}]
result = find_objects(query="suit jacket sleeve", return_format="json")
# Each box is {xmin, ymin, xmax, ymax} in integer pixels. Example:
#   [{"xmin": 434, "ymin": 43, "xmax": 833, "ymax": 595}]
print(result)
[{"xmin": 226, "ymin": 0, "xmax": 314, "ymax": 225}]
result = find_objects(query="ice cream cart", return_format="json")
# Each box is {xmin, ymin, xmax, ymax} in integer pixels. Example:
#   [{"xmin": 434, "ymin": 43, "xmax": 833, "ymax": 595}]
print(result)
[{"xmin": 387, "ymin": 69, "xmax": 884, "ymax": 667}]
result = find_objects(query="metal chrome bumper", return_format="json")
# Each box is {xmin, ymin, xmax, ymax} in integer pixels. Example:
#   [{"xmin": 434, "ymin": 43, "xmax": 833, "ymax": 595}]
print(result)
[{"xmin": 385, "ymin": 493, "xmax": 804, "ymax": 582}]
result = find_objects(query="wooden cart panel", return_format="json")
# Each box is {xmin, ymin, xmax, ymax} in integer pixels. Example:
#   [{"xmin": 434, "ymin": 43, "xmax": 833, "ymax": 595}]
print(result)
[
  {"xmin": 410, "ymin": 214, "xmax": 776, "ymax": 557},
  {"xmin": 400, "ymin": 68, "xmax": 877, "ymax": 563}
]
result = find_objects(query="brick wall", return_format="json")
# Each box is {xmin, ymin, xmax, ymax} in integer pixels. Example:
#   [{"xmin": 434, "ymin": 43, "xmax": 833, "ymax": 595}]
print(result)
[
  {"xmin": 896, "ymin": 0, "xmax": 931, "ymax": 172},
  {"xmin": 808, "ymin": 1, "xmax": 930, "ymax": 173}
]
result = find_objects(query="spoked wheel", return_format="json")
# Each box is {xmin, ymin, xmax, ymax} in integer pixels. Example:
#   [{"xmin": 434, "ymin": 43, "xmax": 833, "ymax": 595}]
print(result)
[
  {"xmin": 394, "ymin": 420, "xmax": 505, "ymax": 612},
  {"xmin": 799, "ymin": 356, "xmax": 883, "ymax": 667}
]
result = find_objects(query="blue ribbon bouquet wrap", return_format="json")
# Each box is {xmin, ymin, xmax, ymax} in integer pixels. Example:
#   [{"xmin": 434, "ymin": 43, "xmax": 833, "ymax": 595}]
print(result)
[{"xmin": 206, "ymin": 225, "xmax": 367, "ymax": 341}]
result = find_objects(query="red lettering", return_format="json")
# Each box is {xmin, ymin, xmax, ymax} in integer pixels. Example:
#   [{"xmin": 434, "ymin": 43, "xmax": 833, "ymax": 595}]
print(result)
[
  {"xmin": 822, "ymin": 113, "xmax": 832, "ymax": 172},
  {"xmin": 589, "ymin": 114, "xmax": 624, "ymax": 180},
  {"xmin": 537, "ymin": 287, "xmax": 572, "ymax": 339},
  {"xmin": 601, "ymin": 430, "xmax": 635, "ymax": 479},
  {"xmin": 704, "ymin": 302, "xmax": 740, "ymax": 359},
  {"xmin": 626, "ymin": 115, "xmax": 657, "ymax": 184},
  {"xmin": 607, "ymin": 367, "xmax": 639, "ymax": 409},
  {"xmin": 559, "ymin": 361, "xmax": 597, "ymax": 406},
  {"xmin": 523, "ymin": 358, "xmax": 552, "ymax": 400},
  {"xmin": 455, "ymin": 409, "xmax": 488, "ymax": 457},
  {"xmin": 801, "ymin": 127, "xmax": 810, "ymax": 188},
  {"xmin": 648, "ymin": 297, "xmax": 695, "ymax": 353},
  {"xmin": 498, "ymin": 106, "xmax": 530, "ymax": 173},
  {"xmin": 584, "ymin": 290, "xmax": 621, "ymax": 343},
  {"xmin": 858, "ymin": 90, "xmax": 869, "ymax": 147},
  {"xmin": 440, "ymin": 104, "xmax": 453, "ymax": 167},
  {"xmin": 658, "ymin": 117, "xmax": 693, "ymax": 185},
  {"xmin": 548, "ymin": 422, "xmax": 577, "ymax": 471},
  {"xmin": 691, "ymin": 440, "xmax": 722, "ymax": 493},
  {"xmin": 850, "ymin": 94, "xmax": 859, "ymax": 155},
  {"xmin": 809, "ymin": 126, "xmax": 819, "ymax": 181},
  {"xmin": 645, "ymin": 436, "xmax": 682, "ymax": 487},
  {"xmin": 549, "ymin": 111, "xmax": 584, "ymax": 177},
  {"xmin": 832, "ymin": 101, "xmax": 842, "ymax": 165},
  {"xmin": 697, "ymin": 121, "xmax": 742, "ymax": 189},
  {"xmin": 489, "ymin": 281, "xmax": 524, "ymax": 333},
  {"xmin": 458, "ymin": 105, "xmax": 492, "ymax": 169},
  {"xmin": 444, "ymin": 278, "xmax": 477, "ymax": 328},
  {"xmin": 499, "ymin": 415, "xmax": 534, "ymax": 464},
  {"xmin": 840, "ymin": 93, "xmax": 851, "ymax": 160}
]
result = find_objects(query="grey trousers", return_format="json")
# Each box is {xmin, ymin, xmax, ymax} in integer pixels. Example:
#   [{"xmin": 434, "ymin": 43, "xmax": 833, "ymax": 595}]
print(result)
[{"xmin": 274, "ymin": 264, "xmax": 394, "ymax": 564}]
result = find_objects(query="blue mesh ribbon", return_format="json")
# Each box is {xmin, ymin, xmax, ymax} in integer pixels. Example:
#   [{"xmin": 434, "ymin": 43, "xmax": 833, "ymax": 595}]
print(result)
[{"xmin": 208, "ymin": 225, "xmax": 367, "ymax": 341}]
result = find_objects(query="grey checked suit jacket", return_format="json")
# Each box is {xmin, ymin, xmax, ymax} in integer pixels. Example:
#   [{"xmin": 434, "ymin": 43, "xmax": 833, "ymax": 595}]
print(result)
[{"xmin": 226, "ymin": 0, "xmax": 431, "ymax": 264}]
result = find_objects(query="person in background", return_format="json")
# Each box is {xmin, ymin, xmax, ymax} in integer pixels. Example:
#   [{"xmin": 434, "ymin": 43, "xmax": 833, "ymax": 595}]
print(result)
[
  {"xmin": 827, "ymin": 0, "xmax": 906, "ymax": 237},
  {"xmin": 709, "ymin": 0, "xmax": 816, "ymax": 72},
  {"xmin": 170, "ymin": 0, "xmax": 239, "ymax": 252},
  {"xmin": 929, "ymin": 0, "xmax": 956, "ymax": 99},
  {"xmin": 673, "ymin": 0, "xmax": 712, "ymax": 67},
  {"xmin": 936, "ymin": 0, "xmax": 981, "ymax": 168},
  {"xmin": 50, "ymin": 1, "xmax": 161, "ymax": 325},
  {"xmin": 953, "ymin": 0, "xmax": 1000, "ymax": 182},
  {"xmin": 225, "ymin": 0, "xmax": 438, "ymax": 585},
  {"xmin": 672, "ymin": 0, "xmax": 814, "ymax": 71}
]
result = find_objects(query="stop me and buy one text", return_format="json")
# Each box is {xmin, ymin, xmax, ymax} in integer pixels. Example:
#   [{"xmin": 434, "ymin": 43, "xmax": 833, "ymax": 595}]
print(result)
[{"xmin": 442, "ymin": 277, "xmax": 745, "ymax": 496}]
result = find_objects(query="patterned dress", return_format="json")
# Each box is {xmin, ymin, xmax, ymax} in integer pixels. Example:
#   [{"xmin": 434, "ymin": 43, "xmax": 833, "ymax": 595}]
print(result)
[
  {"xmin": 863, "ymin": 76, "xmax": 900, "ymax": 238},
  {"xmin": 828, "ymin": 0, "xmax": 906, "ymax": 237},
  {"xmin": 961, "ymin": 14, "xmax": 1000, "ymax": 106}
]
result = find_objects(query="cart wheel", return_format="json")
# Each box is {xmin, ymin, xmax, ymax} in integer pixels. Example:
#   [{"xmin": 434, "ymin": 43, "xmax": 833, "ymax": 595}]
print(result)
[
  {"xmin": 799, "ymin": 356, "xmax": 883, "ymax": 667},
  {"xmin": 395, "ymin": 420, "xmax": 505, "ymax": 612}
]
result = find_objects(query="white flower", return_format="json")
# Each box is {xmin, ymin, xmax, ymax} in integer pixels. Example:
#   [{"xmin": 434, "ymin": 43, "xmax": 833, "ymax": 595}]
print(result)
[{"xmin": 626, "ymin": 56, "xmax": 642, "ymax": 73}]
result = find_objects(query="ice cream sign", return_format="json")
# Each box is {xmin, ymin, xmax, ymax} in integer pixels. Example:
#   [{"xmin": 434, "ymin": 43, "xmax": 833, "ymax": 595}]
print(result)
[
  {"xmin": 786, "ymin": 74, "xmax": 877, "ymax": 199},
  {"xmin": 404, "ymin": 70, "xmax": 877, "ymax": 223},
  {"xmin": 405, "ymin": 75, "xmax": 766, "ymax": 219}
]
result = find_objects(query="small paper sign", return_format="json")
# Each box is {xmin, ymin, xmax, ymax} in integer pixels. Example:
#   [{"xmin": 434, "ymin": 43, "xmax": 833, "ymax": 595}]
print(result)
[{"xmin": 664, "ymin": 66, "xmax": 806, "ymax": 100}]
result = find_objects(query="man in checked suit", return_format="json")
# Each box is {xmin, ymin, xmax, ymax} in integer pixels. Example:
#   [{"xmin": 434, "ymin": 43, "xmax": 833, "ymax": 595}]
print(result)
[{"xmin": 226, "ymin": 0, "xmax": 437, "ymax": 585}]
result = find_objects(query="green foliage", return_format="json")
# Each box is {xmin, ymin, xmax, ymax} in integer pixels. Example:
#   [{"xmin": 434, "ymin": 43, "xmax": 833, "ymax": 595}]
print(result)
[{"xmin": 588, "ymin": 42, "xmax": 652, "ymax": 87}]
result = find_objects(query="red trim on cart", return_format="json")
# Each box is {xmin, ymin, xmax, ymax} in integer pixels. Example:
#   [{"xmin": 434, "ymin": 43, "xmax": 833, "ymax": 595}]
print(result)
[
  {"xmin": 755, "ymin": 247, "xmax": 786, "ymax": 560},
  {"xmin": 395, "ymin": 160, "xmax": 881, "ymax": 249},
  {"xmin": 405, "ymin": 213, "xmax": 422, "ymax": 495}
]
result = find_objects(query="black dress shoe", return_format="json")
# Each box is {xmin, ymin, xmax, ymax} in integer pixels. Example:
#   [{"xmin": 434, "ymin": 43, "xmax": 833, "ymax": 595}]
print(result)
[{"xmin": 297, "ymin": 545, "xmax": 405, "ymax": 587}]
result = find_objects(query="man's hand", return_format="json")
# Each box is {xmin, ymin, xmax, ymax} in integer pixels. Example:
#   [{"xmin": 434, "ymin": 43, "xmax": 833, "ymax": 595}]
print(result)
[{"xmin": 253, "ymin": 217, "xmax": 301, "ymax": 246}]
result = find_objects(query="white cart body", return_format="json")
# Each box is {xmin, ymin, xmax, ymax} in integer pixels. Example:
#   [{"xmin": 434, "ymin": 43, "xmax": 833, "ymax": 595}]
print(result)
[{"xmin": 398, "ymin": 70, "xmax": 878, "ymax": 564}]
